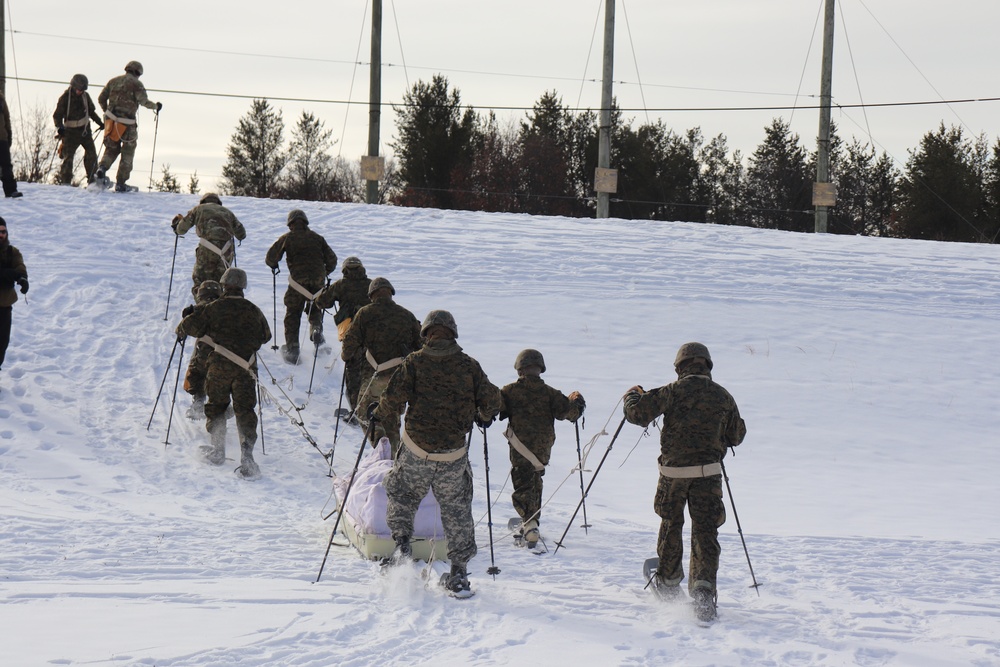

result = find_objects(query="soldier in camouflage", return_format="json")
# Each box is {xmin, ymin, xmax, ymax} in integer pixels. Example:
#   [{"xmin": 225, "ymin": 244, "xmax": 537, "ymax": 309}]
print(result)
[
  {"xmin": 372, "ymin": 309, "xmax": 502, "ymax": 595},
  {"xmin": 0, "ymin": 92, "xmax": 21, "ymax": 198},
  {"xmin": 623, "ymin": 342, "xmax": 746, "ymax": 621},
  {"xmin": 52, "ymin": 74, "xmax": 104, "ymax": 185},
  {"xmin": 172, "ymin": 193, "xmax": 247, "ymax": 298},
  {"xmin": 177, "ymin": 268, "xmax": 272, "ymax": 478},
  {"xmin": 340, "ymin": 276, "xmax": 420, "ymax": 449},
  {"xmin": 175, "ymin": 280, "xmax": 222, "ymax": 418},
  {"xmin": 315, "ymin": 256, "xmax": 371, "ymax": 415},
  {"xmin": 499, "ymin": 349, "xmax": 585, "ymax": 547},
  {"xmin": 265, "ymin": 209, "xmax": 337, "ymax": 364},
  {"xmin": 96, "ymin": 61, "xmax": 161, "ymax": 192}
]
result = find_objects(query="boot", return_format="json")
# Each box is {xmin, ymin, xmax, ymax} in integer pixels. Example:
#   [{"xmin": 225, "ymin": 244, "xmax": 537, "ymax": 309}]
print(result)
[
  {"xmin": 186, "ymin": 395, "xmax": 206, "ymax": 419},
  {"xmin": 443, "ymin": 561, "xmax": 471, "ymax": 596},
  {"xmin": 523, "ymin": 519, "xmax": 540, "ymax": 548},
  {"xmin": 281, "ymin": 344, "xmax": 300, "ymax": 365},
  {"xmin": 389, "ymin": 535, "xmax": 412, "ymax": 563},
  {"xmin": 691, "ymin": 585, "xmax": 717, "ymax": 622},
  {"xmin": 238, "ymin": 438, "xmax": 261, "ymax": 479},
  {"xmin": 202, "ymin": 418, "xmax": 226, "ymax": 465},
  {"xmin": 650, "ymin": 569, "xmax": 683, "ymax": 601}
]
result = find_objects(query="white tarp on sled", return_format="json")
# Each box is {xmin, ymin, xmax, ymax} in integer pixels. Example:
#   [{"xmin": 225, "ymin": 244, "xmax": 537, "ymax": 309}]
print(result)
[{"xmin": 334, "ymin": 437, "xmax": 449, "ymax": 561}]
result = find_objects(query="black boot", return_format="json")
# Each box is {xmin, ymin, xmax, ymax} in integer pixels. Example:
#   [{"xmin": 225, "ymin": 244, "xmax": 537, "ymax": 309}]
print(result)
[{"xmin": 443, "ymin": 561, "xmax": 471, "ymax": 596}]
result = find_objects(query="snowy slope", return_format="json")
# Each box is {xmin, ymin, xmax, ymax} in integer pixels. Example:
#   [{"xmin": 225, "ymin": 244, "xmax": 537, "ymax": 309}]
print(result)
[{"xmin": 1, "ymin": 183, "xmax": 998, "ymax": 666}]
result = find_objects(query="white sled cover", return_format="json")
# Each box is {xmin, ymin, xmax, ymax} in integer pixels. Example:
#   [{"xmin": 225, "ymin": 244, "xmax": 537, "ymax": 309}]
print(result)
[{"xmin": 334, "ymin": 437, "xmax": 449, "ymax": 561}]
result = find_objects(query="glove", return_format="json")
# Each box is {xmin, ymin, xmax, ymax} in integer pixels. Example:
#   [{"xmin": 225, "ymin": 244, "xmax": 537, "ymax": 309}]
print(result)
[
  {"xmin": 17, "ymin": 277, "xmax": 28, "ymax": 294},
  {"xmin": 171, "ymin": 214, "xmax": 183, "ymax": 232},
  {"xmin": 625, "ymin": 385, "xmax": 644, "ymax": 396},
  {"xmin": 270, "ymin": 266, "xmax": 280, "ymax": 276},
  {"xmin": 155, "ymin": 102, "xmax": 163, "ymax": 112},
  {"xmin": 568, "ymin": 391, "xmax": 586, "ymax": 413},
  {"xmin": 176, "ymin": 332, "xmax": 187, "ymax": 343},
  {"xmin": 57, "ymin": 125, "xmax": 66, "ymax": 138},
  {"xmin": 497, "ymin": 410, "xmax": 508, "ymax": 422},
  {"xmin": 366, "ymin": 402, "xmax": 380, "ymax": 422},
  {"xmin": 474, "ymin": 414, "xmax": 494, "ymax": 429},
  {"xmin": 181, "ymin": 304, "xmax": 195, "ymax": 318}
]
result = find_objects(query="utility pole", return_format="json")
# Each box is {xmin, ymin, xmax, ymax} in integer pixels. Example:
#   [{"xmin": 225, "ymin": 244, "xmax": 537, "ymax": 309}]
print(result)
[
  {"xmin": 363, "ymin": 0, "xmax": 384, "ymax": 205},
  {"xmin": 813, "ymin": 0, "xmax": 836, "ymax": 233},
  {"xmin": 1, "ymin": 0, "xmax": 6, "ymax": 95},
  {"xmin": 595, "ymin": 0, "xmax": 617, "ymax": 219}
]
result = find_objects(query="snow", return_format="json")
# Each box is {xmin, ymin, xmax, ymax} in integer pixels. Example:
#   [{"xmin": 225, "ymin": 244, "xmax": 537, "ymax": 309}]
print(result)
[{"xmin": 1, "ymin": 183, "xmax": 999, "ymax": 666}]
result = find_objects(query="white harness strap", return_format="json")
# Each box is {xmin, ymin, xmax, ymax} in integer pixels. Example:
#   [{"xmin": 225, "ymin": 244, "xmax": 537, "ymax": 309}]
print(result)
[
  {"xmin": 199, "ymin": 335, "xmax": 254, "ymax": 374},
  {"xmin": 504, "ymin": 425, "xmax": 545, "ymax": 472},
  {"xmin": 288, "ymin": 276, "xmax": 322, "ymax": 301},
  {"xmin": 401, "ymin": 428, "xmax": 468, "ymax": 463},
  {"xmin": 104, "ymin": 109, "xmax": 137, "ymax": 125},
  {"xmin": 64, "ymin": 91, "xmax": 90, "ymax": 128},
  {"xmin": 366, "ymin": 349, "xmax": 404, "ymax": 374},
  {"xmin": 658, "ymin": 462, "xmax": 722, "ymax": 479},
  {"xmin": 198, "ymin": 237, "xmax": 233, "ymax": 267}
]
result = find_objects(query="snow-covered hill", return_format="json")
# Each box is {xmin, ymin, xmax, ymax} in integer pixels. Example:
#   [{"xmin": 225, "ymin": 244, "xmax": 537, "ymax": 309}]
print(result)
[{"xmin": 1, "ymin": 183, "xmax": 998, "ymax": 666}]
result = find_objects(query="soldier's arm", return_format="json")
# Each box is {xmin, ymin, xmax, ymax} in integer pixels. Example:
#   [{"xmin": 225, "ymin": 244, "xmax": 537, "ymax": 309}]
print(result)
[
  {"xmin": 340, "ymin": 314, "xmax": 362, "ymax": 361},
  {"xmin": 724, "ymin": 401, "xmax": 747, "ymax": 448},
  {"xmin": 473, "ymin": 366, "xmax": 503, "ymax": 421},
  {"xmin": 98, "ymin": 86, "xmax": 108, "ymax": 112},
  {"xmin": 373, "ymin": 360, "xmax": 413, "ymax": 423},
  {"xmin": 231, "ymin": 215, "xmax": 247, "ymax": 241},
  {"xmin": 53, "ymin": 91, "xmax": 67, "ymax": 126},
  {"xmin": 136, "ymin": 83, "xmax": 157, "ymax": 111},
  {"xmin": 174, "ymin": 210, "xmax": 196, "ymax": 236},
  {"xmin": 323, "ymin": 243, "xmax": 337, "ymax": 275},
  {"xmin": 623, "ymin": 385, "xmax": 669, "ymax": 427},
  {"xmin": 258, "ymin": 310, "xmax": 273, "ymax": 348},
  {"xmin": 87, "ymin": 94, "xmax": 103, "ymax": 125},
  {"xmin": 264, "ymin": 237, "xmax": 285, "ymax": 269},
  {"xmin": 178, "ymin": 309, "xmax": 208, "ymax": 339},
  {"xmin": 551, "ymin": 387, "xmax": 581, "ymax": 423}
]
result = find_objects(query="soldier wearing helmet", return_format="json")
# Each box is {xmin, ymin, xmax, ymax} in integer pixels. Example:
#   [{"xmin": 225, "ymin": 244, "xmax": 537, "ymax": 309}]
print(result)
[
  {"xmin": 372, "ymin": 309, "xmax": 502, "ymax": 597},
  {"xmin": 623, "ymin": 342, "xmax": 746, "ymax": 622},
  {"xmin": 52, "ymin": 74, "xmax": 104, "ymax": 185},
  {"xmin": 315, "ymin": 256, "xmax": 371, "ymax": 415},
  {"xmin": 340, "ymin": 276, "xmax": 420, "ymax": 448},
  {"xmin": 177, "ymin": 268, "xmax": 272, "ymax": 479},
  {"xmin": 499, "ymin": 349, "xmax": 585, "ymax": 548},
  {"xmin": 265, "ymin": 210, "xmax": 338, "ymax": 364},
  {"xmin": 95, "ymin": 60, "xmax": 161, "ymax": 192},
  {"xmin": 172, "ymin": 193, "xmax": 247, "ymax": 299}
]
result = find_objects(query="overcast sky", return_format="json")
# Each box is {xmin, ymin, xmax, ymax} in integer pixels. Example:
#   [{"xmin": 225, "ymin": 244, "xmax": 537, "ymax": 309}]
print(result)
[{"xmin": 4, "ymin": 0, "xmax": 999, "ymax": 192}]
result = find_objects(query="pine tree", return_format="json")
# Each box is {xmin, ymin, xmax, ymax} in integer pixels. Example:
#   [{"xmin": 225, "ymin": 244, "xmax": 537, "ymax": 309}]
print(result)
[
  {"xmin": 188, "ymin": 171, "xmax": 200, "ymax": 195},
  {"xmin": 221, "ymin": 99, "xmax": 287, "ymax": 199},
  {"xmin": 281, "ymin": 111, "xmax": 339, "ymax": 201},
  {"xmin": 153, "ymin": 164, "xmax": 181, "ymax": 193},
  {"xmin": 697, "ymin": 134, "xmax": 744, "ymax": 226},
  {"xmin": 744, "ymin": 118, "xmax": 812, "ymax": 231}
]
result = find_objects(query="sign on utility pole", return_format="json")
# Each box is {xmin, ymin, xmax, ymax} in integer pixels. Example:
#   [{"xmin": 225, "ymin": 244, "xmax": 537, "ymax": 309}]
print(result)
[
  {"xmin": 595, "ymin": 0, "xmax": 617, "ymax": 219},
  {"xmin": 814, "ymin": 0, "xmax": 836, "ymax": 233}
]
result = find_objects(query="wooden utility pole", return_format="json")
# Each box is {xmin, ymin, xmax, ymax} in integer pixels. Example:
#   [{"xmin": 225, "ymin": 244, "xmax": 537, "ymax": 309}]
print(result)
[
  {"xmin": 364, "ymin": 0, "xmax": 383, "ymax": 205},
  {"xmin": 595, "ymin": 0, "xmax": 616, "ymax": 219},
  {"xmin": 813, "ymin": 0, "xmax": 836, "ymax": 233},
  {"xmin": 1, "ymin": 0, "xmax": 6, "ymax": 95}
]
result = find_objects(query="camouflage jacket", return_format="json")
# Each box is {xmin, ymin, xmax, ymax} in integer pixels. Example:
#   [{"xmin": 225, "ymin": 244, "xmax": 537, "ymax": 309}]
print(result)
[
  {"xmin": 0, "ymin": 93, "xmax": 11, "ymax": 142},
  {"xmin": 623, "ymin": 363, "xmax": 746, "ymax": 468},
  {"xmin": 53, "ymin": 88, "xmax": 103, "ymax": 131},
  {"xmin": 0, "ymin": 243, "xmax": 27, "ymax": 307},
  {"xmin": 315, "ymin": 267, "xmax": 371, "ymax": 324},
  {"xmin": 178, "ymin": 293, "xmax": 271, "ymax": 366},
  {"xmin": 375, "ymin": 339, "xmax": 502, "ymax": 452},
  {"xmin": 98, "ymin": 73, "xmax": 156, "ymax": 121},
  {"xmin": 500, "ymin": 375, "xmax": 581, "ymax": 463},
  {"xmin": 265, "ymin": 226, "xmax": 337, "ymax": 285},
  {"xmin": 340, "ymin": 296, "xmax": 420, "ymax": 364},
  {"xmin": 174, "ymin": 203, "xmax": 246, "ymax": 249}
]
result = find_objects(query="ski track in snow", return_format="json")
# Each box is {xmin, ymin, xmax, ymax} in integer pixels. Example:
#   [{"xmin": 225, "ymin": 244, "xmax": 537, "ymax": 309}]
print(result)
[{"xmin": 1, "ymin": 184, "xmax": 999, "ymax": 665}]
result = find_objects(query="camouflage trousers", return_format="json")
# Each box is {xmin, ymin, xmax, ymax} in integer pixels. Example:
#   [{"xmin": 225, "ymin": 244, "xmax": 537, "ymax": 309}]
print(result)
[
  {"xmin": 356, "ymin": 368, "xmax": 400, "ymax": 451},
  {"xmin": 99, "ymin": 124, "xmax": 139, "ymax": 184},
  {"xmin": 204, "ymin": 358, "xmax": 258, "ymax": 444},
  {"xmin": 183, "ymin": 341, "xmax": 212, "ymax": 396},
  {"xmin": 384, "ymin": 446, "xmax": 477, "ymax": 566},
  {"xmin": 282, "ymin": 285, "xmax": 323, "ymax": 349},
  {"xmin": 58, "ymin": 128, "xmax": 97, "ymax": 185},
  {"xmin": 344, "ymin": 353, "xmax": 366, "ymax": 413},
  {"xmin": 510, "ymin": 460, "xmax": 546, "ymax": 525},
  {"xmin": 654, "ymin": 475, "xmax": 726, "ymax": 594},
  {"xmin": 190, "ymin": 246, "xmax": 232, "ymax": 299}
]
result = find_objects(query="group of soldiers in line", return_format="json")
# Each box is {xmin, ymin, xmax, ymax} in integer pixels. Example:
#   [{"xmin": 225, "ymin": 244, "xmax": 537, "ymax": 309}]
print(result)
[{"xmin": 167, "ymin": 193, "xmax": 746, "ymax": 615}]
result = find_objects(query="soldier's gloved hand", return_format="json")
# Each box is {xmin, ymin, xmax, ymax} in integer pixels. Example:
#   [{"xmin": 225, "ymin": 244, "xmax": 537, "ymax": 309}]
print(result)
[
  {"xmin": 270, "ymin": 266, "xmax": 280, "ymax": 276},
  {"xmin": 176, "ymin": 332, "xmax": 187, "ymax": 343},
  {"xmin": 625, "ymin": 385, "xmax": 644, "ymax": 396},
  {"xmin": 57, "ymin": 125, "xmax": 66, "ymax": 138},
  {"xmin": 156, "ymin": 102, "xmax": 163, "ymax": 112},
  {"xmin": 17, "ymin": 277, "xmax": 28, "ymax": 294},
  {"xmin": 366, "ymin": 402, "xmax": 380, "ymax": 422},
  {"xmin": 568, "ymin": 391, "xmax": 586, "ymax": 414},
  {"xmin": 497, "ymin": 410, "xmax": 508, "ymax": 422},
  {"xmin": 171, "ymin": 214, "xmax": 183, "ymax": 232},
  {"xmin": 181, "ymin": 304, "xmax": 195, "ymax": 318},
  {"xmin": 474, "ymin": 414, "xmax": 494, "ymax": 429}
]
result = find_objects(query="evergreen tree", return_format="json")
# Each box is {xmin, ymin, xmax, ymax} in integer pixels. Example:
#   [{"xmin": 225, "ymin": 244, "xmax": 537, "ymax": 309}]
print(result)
[
  {"xmin": 153, "ymin": 164, "xmax": 181, "ymax": 193},
  {"xmin": 221, "ymin": 99, "xmax": 287, "ymax": 199},
  {"xmin": 744, "ymin": 118, "xmax": 812, "ymax": 231},
  {"xmin": 452, "ymin": 113, "xmax": 523, "ymax": 213},
  {"xmin": 281, "ymin": 111, "xmax": 339, "ymax": 201},
  {"xmin": 828, "ymin": 139, "xmax": 899, "ymax": 236},
  {"xmin": 188, "ymin": 171, "xmax": 200, "ymax": 195},
  {"xmin": 697, "ymin": 134, "xmax": 744, "ymax": 226},
  {"xmin": 391, "ymin": 75, "xmax": 478, "ymax": 209},
  {"xmin": 611, "ymin": 122, "xmax": 703, "ymax": 222}
]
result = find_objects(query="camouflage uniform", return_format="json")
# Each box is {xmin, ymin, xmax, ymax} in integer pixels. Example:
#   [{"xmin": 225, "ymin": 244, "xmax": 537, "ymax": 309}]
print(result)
[
  {"xmin": 174, "ymin": 201, "xmax": 247, "ymax": 298},
  {"xmin": 52, "ymin": 84, "xmax": 103, "ymax": 185},
  {"xmin": 264, "ymin": 212, "xmax": 337, "ymax": 353},
  {"xmin": 623, "ymin": 358, "xmax": 746, "ymax": 596},
  {"xmin": 315, "ymin": 262, "xmax": 371, "ymax": 412},
  {"xmin": 178, "ymin": 289, "xmax": 271, "ymax": 446},
  {"xmin": 500, "ymin": 374, "xmax": 582, "ymax": 526},
  {"xmin": 375, "ymin": 337, "xmax": 502, "ymax": 567},
  {"xmin": 341, "ymin": 290, "xmax": 420, "ymax": 449},
  {"xmin": 0, "ymin": 222, "xmax": 27, "ymax": 368},
  {"xmin": 0, "ymin": 93, "xmax": 19, "ymax": 197},
  {"xmin": 175, "ymin": 281, "xmax": 222, "ymax": 402},
  {"xmin": 97, "ymin": 67, "xmax": 158, "ymax": 186}
]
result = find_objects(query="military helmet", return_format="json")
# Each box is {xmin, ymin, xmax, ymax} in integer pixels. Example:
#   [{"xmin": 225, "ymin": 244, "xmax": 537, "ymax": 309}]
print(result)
[
  {"xmin": 420, "ymin": 309, "xmax": 458, "ymax": 339},
  {"xmin": 200, "ymin": 192, "xmax": 221, "ymax": 206},
  {"xmin": 514, "ymin": 349, "xmax": 546, "ymax": 374},
  {"xmin": 196, "ymin": 280, "xmax": 222, "ymax": 303},
  {"xmin": 220, "ymin": 267, "xmax": 248, "ymax": 290},
  {"xmin": 674, "ymin": 342, "xmax": 713, "ymax": 370},
  {"xmin": 124, "ymin": 60, "xmax": 144, "ymax": 76},
  {"xmin": 367, "ymin": 276, "xmax": 395, "ymax": 297},
  {"xmin": 70, "ymin": 74, "xmax": 89, "ymax": 91},
  {"xmin": 342, "ymin": 256, "xmax": 363, "ymax": 271},
  {"xmin": 287, "ymin": 209, "xmax": 308, "ymax": 226}
]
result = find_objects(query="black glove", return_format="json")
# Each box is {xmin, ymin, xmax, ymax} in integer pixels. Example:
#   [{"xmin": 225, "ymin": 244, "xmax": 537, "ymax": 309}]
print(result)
[
  {"xmin": 366, "ymin": 402, "xmax": 380, "ymax": 422},
  {"xmin": 475, "ymin": 414, "xmax": 494, "ymax": 429},
  {"xmin": 17, "ymin": 277, "xmax": 28, "ymax": 294},
  {"xmin": 57, "ymin": 125, "xmax": 66, "ymax": 138},
  {"xmin": 497, "ymin": 411, "xmax": 508, "ymax": 422},
  {"xmin": 270, "ymin": 266, "xmax": 280, "ymax": 276},
  {"xmin": 155, "ymin": 102, "xmax": 163, "ymax": 112},
  {"xmin": 176, "ymin": 332, "xmax": 186, "ymax": 343},
  {"xmin": 181, "ymin": 304, "xmax": 195, "ymax": 318}
]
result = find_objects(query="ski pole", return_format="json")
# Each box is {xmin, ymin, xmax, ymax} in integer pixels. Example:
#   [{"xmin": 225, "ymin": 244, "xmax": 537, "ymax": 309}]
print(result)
[
  {"xmin": 270, "ymin": 268, "xmax": 279, "ymax": 350},
  {"xmin": 147, "ymin": 336, "xmax": 181, "ymax": 430},
  {"xmin": 315, "ymin": 418, "xmax": 377, "ymax": 583},
  {"xmin": 163, "ymin": 232, "xmax": 180, "ymax": 321},
  {"xmin": 333, "ymin": 362, "xmax": 347, "ymax": 443},
  {"xmin": 306, "ymin": 309, "xmax": 321, "ymax": 395},
  {"xmin": 720, "ymin": 457, "xmax": 762, "ymax": 595},
  {"xmin": 574, "ymin": 420, "xmax": 592, "ymax": 533},
  {"xmin": 553, "ymin": 416, "xmax": 627, "ymax": 555},
  {"xmin": 481, "ymin": 423, "xmax": 501, "ymax": 578},
  {"xmin": 257, "ymin": 377, "xmax": 266, "ymax": 456},
  {"xmin": 163, "ymin": 337, "xmax": 187, "ymax": 445},
  {"xmin": 147, "ymin": 110, "xmax": 160, "ymax": 191}
]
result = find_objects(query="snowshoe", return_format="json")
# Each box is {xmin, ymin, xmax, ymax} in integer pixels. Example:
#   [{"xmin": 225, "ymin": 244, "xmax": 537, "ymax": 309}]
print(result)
[
  {"xmin": 508, "ymin": 517, "xmax": 547, "ymax": 554},
  {"xmin": 380, "ymin": 536, "xmax": 413, "ymax": 568},
  {"xmin": 88, "ymin": 168, "xmax": 112, "ymax": 192},
  {"xmin": 643, "ymin": 556, "xmax": 683, "ymax": 602},
  {"xmin": 691, "ymin": 586, "xmax": 717, "ymax": 623},
  {"xmin": 236, "ymin": 440, "xmax": 261, "ymax": 480},
  {"xmin": 114, "ymin": 182, "xmax": 139, "ymax": 193},
  {"xmin": 186, "ymin": 395, "xmax": 206, "ymax": 419},
  {"xmin": 203, "ymin": 420, "xmax": 227, "ymax": 465},
  {"xmin": 281, "ymin": 345, "xmax": 300, "ymax": 365},
  {"xmin": 440, "ymin": 563, "xmax": 474, "ymax": 599}
]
